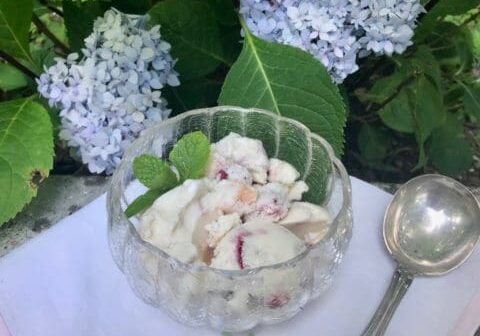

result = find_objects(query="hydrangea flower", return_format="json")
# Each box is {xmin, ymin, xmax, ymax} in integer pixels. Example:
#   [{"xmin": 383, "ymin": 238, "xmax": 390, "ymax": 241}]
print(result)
[
  {"xmin": 37, "ymin": 9, "xmax": 180, "ymax": 174},
  {"xmin": 240, "ymin": 0, "xmax": 424, "ymax": 83}
]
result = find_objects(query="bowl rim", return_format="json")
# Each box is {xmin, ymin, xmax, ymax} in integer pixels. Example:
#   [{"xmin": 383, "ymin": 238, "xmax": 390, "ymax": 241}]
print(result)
[{"xmin": 108, "ymin": 106, "xmax": 352, "ymax": 276}]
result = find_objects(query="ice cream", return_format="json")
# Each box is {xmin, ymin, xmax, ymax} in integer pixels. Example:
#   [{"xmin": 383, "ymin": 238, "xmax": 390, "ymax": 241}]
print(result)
[
  {"xmin": 137, "ymin": 132, "xmax": 332, "ymax": 268},
  {"xmin": 211, "ymin": 220, "xmax": 306, "ymax": 270}
]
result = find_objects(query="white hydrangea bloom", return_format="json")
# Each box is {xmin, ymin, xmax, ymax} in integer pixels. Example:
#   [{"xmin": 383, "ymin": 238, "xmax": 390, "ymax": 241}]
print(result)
[
  {"xmin": 37, "ymin": 9, "xmax": 180, "ymax": 174},
  {"xmin": 240, "ymin": 0, "xmax": 424, "ymax": 83}
]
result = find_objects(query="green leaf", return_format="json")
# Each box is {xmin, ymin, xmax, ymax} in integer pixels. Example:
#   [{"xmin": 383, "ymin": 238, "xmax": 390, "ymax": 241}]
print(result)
[
  {"xmin": 63, "ymin": 0, "xmax": 106, "ymax": 52},
  {"xmin": 357, "ymin": 124, "xmax": 389, "ymax": 162},
  {"xmin": 410, "ymin": 46, "xmax": 442, "ymax": 89},
  {"xmin": 133, "ymin": 154, "xmax": 178, "ymax": 190},
  {"xmin": 110, "ymin": 0, "xmax": 151, "ymax": 14},
  {"xmin": 429, "ymin": 114, "xmax": 473, "ymax": 176},
  {"xmin": 163, "ymin": 77, "xmax": 222, "ymax": 115},
  {"xmin": 40, "ymin": 12, "xmax": 68, "ymax": 44},
  {"xmin": 0, "ymin": 62, "xmax": 28, "ymax": 91},
  {"xmin": 462, "ymin": 84, "xmax": 480, "ymax": 120},
  {"xmin": 124, "ymin": 189, "xmax": 162, "ymax": 218},
  {"xmin": 205, "ymin": 0, "xmax": 238, "ymax": 26},
  {"xmin": 169, "ymin": 131, "xmax": 210, "ymax": 181},
  {"xmin": 409, "ymin": 77, "xmax": 445, "ymax": 139},
  {"xmin": 148, "ymin": 0, "xmax": 229, "ymax": 79},
  {"xmin": 219, "ymin": 23, "xmax": 242, "ymax": 66},
  {"xmin": 367, "ymin": 69, "xmax": 409, "ymax": 104},
  {"xmin": 415, "ymin": 0, "xmax": 479, "ymax": 42},
  {"xmin": 379, "ymin": 90, "xmax": 414, "ymax": 133},
  {"xmin": 379, "ymin": 76, "xmax": 445, "ymax": 168},
  {"xmin": 0, "ymin": 0, "xmax": 39, "ymax": 72},
  {"xmin": 30, "ymin": 40, "xmax": 57, "ymax": 68},
  {"xmin": 367, "ymin": 47, "xmax": 440, "ymax": 105},
  {"xmin": 218, "ymin": 21, "xmax": 346, "ymax": 155},
  {"xmin": 0, "ymin": 97, "xmax": 54, "ymax": 225}
]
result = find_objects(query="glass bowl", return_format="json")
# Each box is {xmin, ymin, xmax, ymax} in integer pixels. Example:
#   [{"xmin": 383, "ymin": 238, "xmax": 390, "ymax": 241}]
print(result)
[{"xmin": 107, "ymin": 106, "xmax": 353, "ymax": 332}]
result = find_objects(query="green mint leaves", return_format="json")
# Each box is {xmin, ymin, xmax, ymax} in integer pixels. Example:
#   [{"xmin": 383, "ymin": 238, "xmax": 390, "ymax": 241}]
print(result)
[
  {"xmin": 124, "ymin": 131, "xmax": 210, "ymax": 218},
  {"xmin": 169, "ymin": 131, "xmax": 211, "ymax": 181},
  {"xmin": 132, "ymin": 154, "xmax": 178, "ymax": 190},
  {"xmin": 124, "ymin": 189, "xmax": 165, "ymax": 218}
]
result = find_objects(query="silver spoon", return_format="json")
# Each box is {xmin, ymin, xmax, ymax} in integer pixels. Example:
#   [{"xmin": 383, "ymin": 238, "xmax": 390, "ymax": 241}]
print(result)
[{"xmin": 362, "ymin": 174, "xmax": 480, "ymax": 336}]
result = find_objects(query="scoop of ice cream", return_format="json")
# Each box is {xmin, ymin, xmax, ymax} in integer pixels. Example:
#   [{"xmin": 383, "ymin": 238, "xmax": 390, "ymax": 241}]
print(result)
[
  {"xmin": 209, "ymin": 154, "xmax": 253, "ymax": 184},
  {"xmin": 288, "ymin": 181, "xmax": 309, "ymax": 201},
  {"xmin": 211, "ymin": 220, "xmax": 306, "ymax": 270},
  {"xmin": 138, "ymin": 179, "xmax": 209, "ymax": 263},
  {"xmin": 200, "ymin": 180, "xmax": 257, "ymax": 216},
  {"xmin": 279, "ymin": 202, "xmax": 332, "ymax": 244},
  {"xmin": 205, "ymin": 213, "xmax": 242, "ymax": 248},
  {"xmin": 208, "ymin": 132, "xmax": 269, "ymax": 184},
  {"xmin": 245, "ymin": 183, "xmax": 290, "ymax": 222},
  {"xmin": 267, "ymin": 158, "xmax": 300, "ymax": 186}
]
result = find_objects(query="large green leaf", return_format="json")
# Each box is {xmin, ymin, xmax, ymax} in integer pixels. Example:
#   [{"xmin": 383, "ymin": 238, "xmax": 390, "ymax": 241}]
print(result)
[
  {"xmin": 429, "ymin": 114, "xmax": 473, "ymax": 176},
  {"xmin": 218, "ymin": 21, "xmax": 346, "ymax": 155},
  {"xmin": 0, "ymin": 63, "xmax": 28, "ymax": 91},
  {"xmin": 0, "ymin": 97, "xmax": 54, "ymax": 225},
  {"xmin": 164, "ymin": 77, "xmax": 222, "ymax": 115},
  {"xmin": 63, "ymin": 0, "xmax": 106, "ymax": 52},
  {"xmin": 148, "ymin": 0, "xmax": 230, "ymax": 79},
  {"xmin": 0, "ymin": 0, "xmax": 38, "ymax": 72},
  {"xmin": 415, "ymin": 0, "xmax": 479, "ymax": 41},
  {"xmin": 110, "ymin": 0, "xmax": 150, "ymax": 14},
  {"xmin": 206, "ymin": 0, "xmax": 238, "ymax": 26}
]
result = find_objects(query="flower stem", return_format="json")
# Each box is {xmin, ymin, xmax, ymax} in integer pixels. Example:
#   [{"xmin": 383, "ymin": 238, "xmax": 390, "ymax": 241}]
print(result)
[
  {"xmin": 39, "ymin": 0, "xmax": 63, "ymax": 17},
  {"xmin": 32, "ymin": 13, "xmax": 70, "ymax": 55},
  {"xmin": 0, "ymin": 50, "xmax": 38, "ymax": 80}
]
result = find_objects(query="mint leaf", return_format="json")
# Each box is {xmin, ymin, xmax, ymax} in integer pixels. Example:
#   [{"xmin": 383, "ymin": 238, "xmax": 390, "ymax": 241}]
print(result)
[
  {"xmin": 169, "ymin": 131, "xmax": 210, "ymax": 181},
  {"xmin": 125, "ymin": 189, "xmax": 162, "ymax": 218},
  {"xmin": 126, "ymin": 132, "xmax": 211, "ymax": 218},
  {"xmin": 133, "ymin": 154, "xmax": 178, "ymax": 190}
]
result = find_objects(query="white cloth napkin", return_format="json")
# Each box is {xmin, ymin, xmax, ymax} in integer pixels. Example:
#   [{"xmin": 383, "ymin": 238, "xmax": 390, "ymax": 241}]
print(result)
[{"xmin": 0, "ymin": 177, "xmax": 478, "ymax": 336}]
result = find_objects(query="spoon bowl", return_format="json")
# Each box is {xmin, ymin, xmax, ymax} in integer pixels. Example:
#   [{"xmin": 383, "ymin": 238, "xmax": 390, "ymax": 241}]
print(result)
[
  {"xmin": 384, "ymin": 174, "xmax": 480, "ymax": 276},
  {"xmin": 363, "ymin": 174, "xmax": 480, "ymax": 336}
]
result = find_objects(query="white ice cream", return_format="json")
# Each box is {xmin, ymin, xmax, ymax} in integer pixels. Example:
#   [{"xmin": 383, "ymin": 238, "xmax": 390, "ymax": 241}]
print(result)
[
  {"xmin": 137, "ymin": 132, "xmax": 332, "ymax": 268},
  {"xmin": 210, "ymin": 220, "xmax": 306, "ymax": 270}
]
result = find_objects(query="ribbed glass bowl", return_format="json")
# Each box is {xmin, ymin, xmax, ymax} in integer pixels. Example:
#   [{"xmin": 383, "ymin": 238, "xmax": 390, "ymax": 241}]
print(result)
[{"xmin": 107, "ymin": 106, "xmax": 353, "ymax": 332}]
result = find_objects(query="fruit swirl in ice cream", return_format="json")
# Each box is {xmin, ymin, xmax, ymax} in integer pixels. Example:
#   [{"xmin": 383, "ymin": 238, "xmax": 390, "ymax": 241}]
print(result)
[{"xmin": 138, "ymin": 132, "xmax": 332, "ymax": 270}]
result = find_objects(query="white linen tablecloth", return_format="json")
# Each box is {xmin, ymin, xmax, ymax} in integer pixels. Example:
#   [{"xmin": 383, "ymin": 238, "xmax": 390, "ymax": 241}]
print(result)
[{"xmin": 0, "ymin": 177, "xmax": 478, "ymax": 336}]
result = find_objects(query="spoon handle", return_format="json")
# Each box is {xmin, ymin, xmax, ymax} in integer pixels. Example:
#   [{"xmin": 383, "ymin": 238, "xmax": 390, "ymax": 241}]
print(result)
[{"xmin": 361, "ymin": 266, "xmax": 414, "ymax": 336}]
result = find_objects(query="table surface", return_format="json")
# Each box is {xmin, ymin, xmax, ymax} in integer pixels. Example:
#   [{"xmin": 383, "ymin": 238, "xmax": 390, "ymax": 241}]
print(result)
[{"xmin": 0, "ymin": 176, "xmax": 478, "ymax": 336}]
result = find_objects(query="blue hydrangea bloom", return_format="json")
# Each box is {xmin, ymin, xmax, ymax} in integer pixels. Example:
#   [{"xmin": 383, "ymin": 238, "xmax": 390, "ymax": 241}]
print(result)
[
  {"xmin": 240, "ymin": 0, "xmax": 424, "ymax": 83},
  {"xmin": 37, "ymin": 9, "xmax": 180, "ymax": 174}
]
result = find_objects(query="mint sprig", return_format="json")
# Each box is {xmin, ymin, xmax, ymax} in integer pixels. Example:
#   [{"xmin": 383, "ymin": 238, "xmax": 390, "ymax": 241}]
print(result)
[
  {"xmin": 132, "ymin": 154, "xmax": 178, "ymax": 190},
  {"xmin": 169, "ymin": 131, "xmax": 211, "ymax": 181},
  {"xmin": 125, "ymin": 131, "xmax": 210, "ymax": 217}
]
